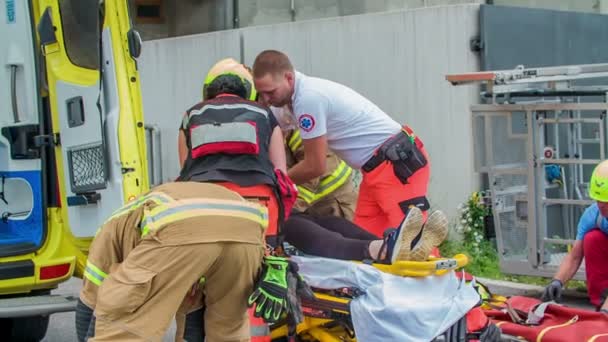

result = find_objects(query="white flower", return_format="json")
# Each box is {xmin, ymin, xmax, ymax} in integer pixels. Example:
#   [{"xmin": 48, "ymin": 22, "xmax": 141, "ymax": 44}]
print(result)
[
  {"xmin": 461, "ymin": 219, "xmax": 467, "ymax": 224},
  {"xmin": 468, "ymin": 217, "xmax": 473, "ymax": 223}
]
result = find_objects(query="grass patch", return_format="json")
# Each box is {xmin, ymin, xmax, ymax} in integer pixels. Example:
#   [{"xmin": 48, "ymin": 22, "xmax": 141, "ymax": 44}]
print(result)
[
  {"xmin": 439, "ymin": 239, "xmax": 587, "ymax": 292},
  {"xmin": 448, "ymin": 191, "xmax": 587, "ymax": 293}
]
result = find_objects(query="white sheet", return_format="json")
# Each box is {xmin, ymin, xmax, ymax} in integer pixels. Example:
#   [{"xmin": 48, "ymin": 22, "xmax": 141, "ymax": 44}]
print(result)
[{"xmin": 291, "ymin": 256, "xmax": 480, "ymax": 342}]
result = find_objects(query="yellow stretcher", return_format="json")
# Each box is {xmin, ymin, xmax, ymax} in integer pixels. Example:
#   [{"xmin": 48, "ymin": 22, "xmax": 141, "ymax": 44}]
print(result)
[{"xmin": 270, "ymin": 254, "xmax": 470, "ymax": 342}]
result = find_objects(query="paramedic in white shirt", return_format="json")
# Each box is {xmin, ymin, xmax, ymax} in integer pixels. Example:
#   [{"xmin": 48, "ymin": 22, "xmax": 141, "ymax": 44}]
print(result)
[{"xmin": 252, "ymin": 50, "xmax": 440, "ymax": 259}]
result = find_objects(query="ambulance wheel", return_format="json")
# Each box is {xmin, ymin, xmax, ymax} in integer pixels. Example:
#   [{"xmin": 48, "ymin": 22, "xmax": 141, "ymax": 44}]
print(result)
[{"xmin": 2, "ymin": 315, "xmax": 50, "ymax": 342}]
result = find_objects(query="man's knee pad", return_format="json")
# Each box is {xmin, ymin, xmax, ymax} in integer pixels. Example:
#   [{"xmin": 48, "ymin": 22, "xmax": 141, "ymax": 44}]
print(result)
[
  {"xmin": 398, "ymin": 196, "xmax": 430, "ymax": 215},
  {"xmin": 398, "ymin": 197, "xmax": 430, "ymax": 248}
]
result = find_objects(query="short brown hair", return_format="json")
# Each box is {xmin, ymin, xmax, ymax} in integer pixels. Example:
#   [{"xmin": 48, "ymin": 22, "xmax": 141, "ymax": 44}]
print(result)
[{"xmin": 252, "ymin": 50, "xmax": 294, "ymax": 78}]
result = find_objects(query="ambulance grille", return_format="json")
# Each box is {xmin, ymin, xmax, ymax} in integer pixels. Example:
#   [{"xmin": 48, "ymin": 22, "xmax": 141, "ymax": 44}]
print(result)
[{"xmin": 68, "ymin": 144, "xmax": 107, "ymax": 193}]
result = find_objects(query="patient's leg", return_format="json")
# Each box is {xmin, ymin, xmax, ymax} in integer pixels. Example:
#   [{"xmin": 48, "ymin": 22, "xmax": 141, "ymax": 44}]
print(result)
[
  {"xmin": 307, "ymin": 215, "xmax": 379, "ymax": 240},
  {"xmin": 284, "ymin": 214, "xmax": 373, "ymax": 260}
]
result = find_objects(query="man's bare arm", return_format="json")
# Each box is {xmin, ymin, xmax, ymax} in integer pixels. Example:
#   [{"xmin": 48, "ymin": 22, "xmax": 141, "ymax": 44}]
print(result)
[
  {"xmin": 178, "ymin": 130, "xmax": 188, "ymax": 168},
  {"xmin": 269, "ymin": 126, "xmax": 287, "ymax": 172},
  {"xmin": 287, "ymin": 135, "xmax": 327, "ymax": 184},
  {"xmin": 554, "ymin": 240, "xmax": 584, "ymax": 284}
]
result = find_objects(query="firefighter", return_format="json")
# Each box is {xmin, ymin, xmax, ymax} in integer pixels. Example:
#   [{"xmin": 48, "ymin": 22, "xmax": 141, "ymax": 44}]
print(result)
[
  {"xmin": 542, "ymin": 160, "xmax": 608, "ymax": 314},
  {"xmin": 177, "ymin": 58, "xmax": 296, "ymax": 244},
  {"xmin": 253, "ymin": 50, "xmax": 440, "ymax": 260},
  {"xmin": 84, "ymin": 181, "xmax": 268, "ymax": 341},
  {"xmin": 174, "ymin": 58, "xmax": 300, "ymax": 341},
  {"xmin": 271, "ymin": 105, "xmax": 357, "ymax": 219},
  {"xmin": 75, "ymin": 183, "xmax": 236, "ymax": 341},
  {"xmin": 75, "ymin": 189, "xmax": 152, "ymax": 341}
]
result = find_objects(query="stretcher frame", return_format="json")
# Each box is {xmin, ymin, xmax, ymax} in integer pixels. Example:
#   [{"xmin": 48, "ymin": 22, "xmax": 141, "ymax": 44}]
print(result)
[{"xmin": 270, "ymin": 254, "xmax": 470, "ymax": 342}]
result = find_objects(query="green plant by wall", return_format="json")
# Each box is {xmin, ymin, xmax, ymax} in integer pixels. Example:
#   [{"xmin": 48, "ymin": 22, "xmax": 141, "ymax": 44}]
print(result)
[
  {"xmin": 455, "ymin": 191, "xmax": 490, "ymax": 253},
  {"xmin": 441, "ymin": 191, "xmax": 498, "ymax": 277}
]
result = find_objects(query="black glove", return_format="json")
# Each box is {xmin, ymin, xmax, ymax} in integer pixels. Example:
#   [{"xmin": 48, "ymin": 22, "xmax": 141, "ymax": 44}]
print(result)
[
  {"xmin": 541, "ymin": 279, "xmax": 563, "ymax": 303},
  {"xmin": 479, "ymin": 323, "xmax": 501, "ymax": 342}
]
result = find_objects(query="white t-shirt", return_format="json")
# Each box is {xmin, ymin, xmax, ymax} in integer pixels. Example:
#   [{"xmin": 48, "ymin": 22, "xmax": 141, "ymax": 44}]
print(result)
[{"xmin": 292, "ymin": 71, "xmax": 401, "ymax": 169}]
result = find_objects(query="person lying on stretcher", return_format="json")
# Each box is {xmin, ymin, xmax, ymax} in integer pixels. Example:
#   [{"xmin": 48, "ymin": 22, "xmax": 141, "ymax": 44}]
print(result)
[{"xmin": 283, "ymin": 205, "xmax": 448, "ymax": 263}]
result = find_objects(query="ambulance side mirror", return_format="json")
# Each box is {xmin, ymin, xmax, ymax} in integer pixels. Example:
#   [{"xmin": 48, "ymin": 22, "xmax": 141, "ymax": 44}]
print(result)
[{"xmin": 127, "ymin": 29, "xmax": 142, "ymax": 59}]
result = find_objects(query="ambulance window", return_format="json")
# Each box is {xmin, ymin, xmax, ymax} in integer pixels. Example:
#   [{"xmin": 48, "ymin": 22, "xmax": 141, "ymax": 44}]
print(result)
[{"xmin": 58, "ymin": 0, "xmax": 100, "ymax": 70}]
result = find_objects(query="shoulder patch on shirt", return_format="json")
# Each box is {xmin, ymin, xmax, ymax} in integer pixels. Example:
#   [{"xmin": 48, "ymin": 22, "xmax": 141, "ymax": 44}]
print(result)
[{"xmin": 298, "ymin": 114, "xmax": 316, "ymax": 132}]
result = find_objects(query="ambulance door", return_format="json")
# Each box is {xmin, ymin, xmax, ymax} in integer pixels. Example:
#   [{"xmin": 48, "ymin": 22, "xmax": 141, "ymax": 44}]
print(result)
[
  {"xmin": 0, "ymin": 0, "xmax": 45, "ymax": 256},
  {"xmin": 35, "ymin": 0, "xmax": 143, "ymax": 240}
]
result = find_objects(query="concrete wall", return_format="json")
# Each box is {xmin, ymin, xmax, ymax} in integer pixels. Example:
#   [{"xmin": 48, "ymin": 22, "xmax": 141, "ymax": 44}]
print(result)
[
  {"xmin": 173, "ymin": 0, "xmax": 234, "ymax": 37},
  {"xmin": 129, "ymin": 0, "xmax": 234, "ymax": 40},
  {"xmin": 131, "ymin": 0, "xmax": 483, "ymax": 39},
  {"xmin": 130, "ymin": 0, "xmax": 608, "ymax": 41},
  {"xmin": 138, "ymin": 4, "xmax": 483, "ymax": 219},
  {"xmin": 237, "ymin": 0, "xmax": 483, "ymax": 27},
  {"xmin": 127, "ymin": 0, "xmax": 172, "ymax": 40}
]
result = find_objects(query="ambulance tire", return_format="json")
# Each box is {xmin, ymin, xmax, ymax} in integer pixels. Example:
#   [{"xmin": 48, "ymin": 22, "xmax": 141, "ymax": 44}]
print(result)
[
  {"xmin": 183, "ymin": 307, "xmax": 205, "ymax": 342},
  {"xmin": 1, "ymin": 315, "xmax": 50, "ymax": 342}
]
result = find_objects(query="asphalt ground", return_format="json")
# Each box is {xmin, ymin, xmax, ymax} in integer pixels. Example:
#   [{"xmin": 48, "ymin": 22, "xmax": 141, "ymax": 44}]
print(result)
[{"xmin": 42, "ymin": 277, "xmax": 176, "ymax": 341}]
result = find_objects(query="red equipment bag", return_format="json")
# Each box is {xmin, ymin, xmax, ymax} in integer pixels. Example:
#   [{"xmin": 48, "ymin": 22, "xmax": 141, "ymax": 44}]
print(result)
[
  {"xmin": 483, "ymin": 295, "xmax": 608, "ymax": 341},
  {"xmin": 274, "ymin": 168, "xmax": 298, "ymax": 220}
]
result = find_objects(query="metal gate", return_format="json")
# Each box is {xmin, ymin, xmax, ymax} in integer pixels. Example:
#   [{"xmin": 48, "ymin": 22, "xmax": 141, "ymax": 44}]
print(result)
[{"xmin": 448, "ymin": 64, "xmax": 608, "ymax": 279}]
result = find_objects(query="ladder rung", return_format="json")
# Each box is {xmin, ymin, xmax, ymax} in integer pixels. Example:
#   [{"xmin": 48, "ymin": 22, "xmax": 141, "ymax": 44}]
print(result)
[
  {"xmin": 576, "ymin": 139, "xmax": 601, "ymax": 144},
  {"xmin": 539, "ymin": 158, "xmax": 601, "ymax": 165},
  {"xmin": 543, "ymin": 238, "xmax": 576, "ymax": 245},
  {"xmin": 543, "ymin": 198, "xmax": 593, "ymax": 206},
  {"xmin": 538, "ymin": 118, "xmax": 603, "ymax": 124}
]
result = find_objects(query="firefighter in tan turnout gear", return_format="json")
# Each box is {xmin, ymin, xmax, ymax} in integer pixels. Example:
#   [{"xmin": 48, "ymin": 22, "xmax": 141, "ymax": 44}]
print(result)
[{"xmin": 82, "ymin": 181, "xmax": 268, "ymax": 341}]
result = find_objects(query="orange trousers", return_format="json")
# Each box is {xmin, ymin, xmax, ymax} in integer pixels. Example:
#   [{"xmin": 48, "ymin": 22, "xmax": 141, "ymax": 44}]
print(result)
[
  {"xmin": 354, "ymin": 147, "xmax": 431, "ymax": 238},
  {"xmin": 216, "ymin": 182, "xmax": 279, "ymax": 237},
  {"xmin": 209, "ymin": 183, "xmax": 279, "ymax": 342}
]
